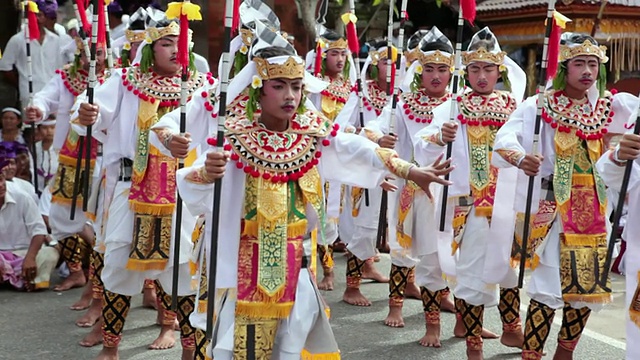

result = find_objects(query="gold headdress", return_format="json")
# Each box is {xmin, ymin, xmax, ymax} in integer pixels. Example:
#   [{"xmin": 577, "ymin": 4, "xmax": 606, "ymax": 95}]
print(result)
[
  {"xmin": 369, "ymin": 46, "xmax": 399, "ymax": 66},
  {"xmin": 462, "ymin": 47, "xmax": 505, "ymax": 66},
  {"xmin": 559, "ymin": 39, "xmax": 608, "ymax": 63},
  {"xmin": 417, "ymin": 50, "xmax": 454, "ymax": 67},
  {"xmin": 254, "ymin": 56, "xmax": 305, "ymax": 81},
  {"xmin": 462, "ymin": 27, "xmax": 506, "ymax": 66}
]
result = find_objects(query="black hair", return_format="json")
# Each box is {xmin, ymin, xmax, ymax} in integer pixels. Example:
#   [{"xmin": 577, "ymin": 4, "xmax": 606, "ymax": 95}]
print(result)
[
  {"xmin": 129, "ymin": 18, "xmax": 145, "ymax": 31},
  {"xmin": 468, "ymin": 39, "xmax": 496, "ymax": 52},
  {"xmin": 253, "ymin": 46, "xmax": 296, "ymax": 59},
  {"xmin": 561, "ymin": 34, "xmax": 598, "ymax": 47},
  {"xmin": 321, "ymin": 30, "xmax": 345, "ymax": 42},
  {"xmin": 420, "ymin": 41, "xmax": 453, "ymax": 54}
]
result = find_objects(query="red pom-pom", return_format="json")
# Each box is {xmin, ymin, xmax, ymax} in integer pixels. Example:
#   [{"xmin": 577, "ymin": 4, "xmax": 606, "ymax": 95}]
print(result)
[
  {"xmin": 235, "ymin": 162, "xmax": 244, "ymax": 169},
  {"xmin": 150, "ymin": 97, "xmax": 156, "ymax": 104},
  {"xmin": 127, "ymin": 85, "xmax": 133, "ymax": 92},
  {"xmin": 457, "ymin": 114, "xmax": 464, "ymax": 120},
  {"xmin": 223, "ymin": 144, "xmax": 232, "ymax": 151},
  {"xmin": 456, "ymin": 96, "xmax": 462, "ymax": 102},
  {"xmin": 333, "ymin": 123, "xmax": 340, "ymax": 130},
  {"xmin": 262, "ymin": 172, "xmax": 271, "ymax": 180},
  {"xmin": 314, "ymin": 151, "xmax": 322, "ymax": 158},
  {"xmin": 367, "ymin": 106, "xmax": 373, "ymax": 112},
  {"xmin": 311, "ymin": 158, "xmax": 319, "ymax": 165},
  {"xmin": 201, "ymin": 91, "xmax": 208, "ymax": 98},
  {"xmin": 408, "ymin": 115, "xmax": 415, "ymax": 120},
  {"xmin": 601, "ymin": 128, "xmax": 608, "ymax": 134},
  {"xmin": 250, "ymin": 170, "xmax": 260, "ymax": 178},
  {"xmin": 207, "ymin": 138, "xmax": 217, "ymax": 146},
  {"xmin": 330, "ymin": 130, "xmax": 338, "ymax": 137},
  {"xmin": 609, "ymin": 111, "xmax": 615, "ymax": 117},
  {"xmin": 243, "ymin": 166, "xmax": 252, "ymax": 174},
  {"xmin": 611, "ymin": 88, "xmax": 618, "ymax": 95},
  {"xmin": 322, "ymin": 139, "xmax": 330, "ymax": 146},
  {"xmin": 230, "ymin": 153, "xmax": 239, "ymax": 161},
  {"xmin": 403, "ymin": 103, "xmax": 409, "ymax": 109},
  {"xmin": 208, "ymin": 78, "xmax": 214, "ymax": 85}
]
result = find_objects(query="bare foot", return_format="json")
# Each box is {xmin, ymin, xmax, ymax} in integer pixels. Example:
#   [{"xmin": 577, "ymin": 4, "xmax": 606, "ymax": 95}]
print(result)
[
  {"xmin": 418, "ymin": 322, "xmax": 441, "ymax": 347},
  {"xmin": 76, "ymin": 298, "xmax": 102, "ymax": 327},
  {"xmin": 182, "ymin": 348, "xmax": 195, "ymax": 360},
  {"xmin": 342, "ymin": 287, "xmax": 371, "ymax": 306},
  {"xmin": 155, "ymin": 309, "xmax": 180, "ymax": 330},
  {"xmin": 500, "ymin": 330, "xmax": 524, "ymax": 349},
  {"xmin": 318, "ymin": 270, "xmax": 334, "ymax": 291},
  {"xmin": 95, "ymin": 346, "xmax": 119, "ymax": 360},
  {"xmin": 405, "ymin": 282, "xmax": 421, "ymax": 300},
  {"xmin": 552, "ymin": 344, "xmax": 573, "ymax": 360},
  {"xmin": 467, "ymin": 349, "xmax": 483, "ymax": 360},
  {"xmin": 440, "ymin": 294, "xmax": 456, "ymax": 313},
  {"xmin": 79, "ymin": 319, "xmax": 104, "ymax": 347},
  {"xmin": 70, "ymin": 283, "xmax": 93, "ymax": 310},
  {"xmin": 53, "ymin": 270, "xmax": 87, "ymax": 292},
  {"xmin": 143, "ymin": 286, "xmax": 158, "ymax": 309},
  {"xmin": 384, "ymin": 306, "xmax": 404, "ymax": 327},
  {"xmin": 149, "ymin": 324, "xmax": 176, "ymax": 350},
  {"xmin": 361, "ymin": 261, "xmax": 389, "ymax": 283},
  {"xmin": 454, "ymin": 316, "xmax": 498, "ymax": 339}
]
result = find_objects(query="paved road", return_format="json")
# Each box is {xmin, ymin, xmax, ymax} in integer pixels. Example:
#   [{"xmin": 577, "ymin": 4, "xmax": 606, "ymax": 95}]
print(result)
[{"xmin": 0, "ymin": 254, "xmax": 627, "ymax": 359}]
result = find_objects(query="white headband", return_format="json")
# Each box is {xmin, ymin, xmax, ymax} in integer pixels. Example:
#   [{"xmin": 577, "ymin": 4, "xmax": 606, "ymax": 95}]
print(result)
[{"xmin": 2, "ymin": 107, "xmax": 21, "ymax": 117}]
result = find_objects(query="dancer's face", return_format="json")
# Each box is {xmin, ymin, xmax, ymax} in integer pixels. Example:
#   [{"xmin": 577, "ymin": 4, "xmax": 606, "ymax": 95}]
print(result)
[
  {"xmin": 421, "ymin": 63, "xmax": 451, "ymax": 98},
  {"xmin": 565, "ymin": 55, "xmax": 599, "ymax": 96},
  {"xmin": 467, "ymin": 62, "xmax": 499, "ymax": 95},
  {"xmin": 325, "ymin": 48, "xmax": 347, "ymax": 77},
  {"xmin": 153, "ymin": 35, "xmax": 180, "ymax": 76},
  {"xmin": 259, "ymin": 78, "xmax": 303, "ymax": 125}
]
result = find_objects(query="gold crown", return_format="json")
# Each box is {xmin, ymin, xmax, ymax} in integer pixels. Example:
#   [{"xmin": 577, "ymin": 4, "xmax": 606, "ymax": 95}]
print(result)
[
  {"xmin": 73, "ymin": 37, "xmax": 105, "ymax": 55},
  {"xmin": 404, "ymin": 48, "xmax": 419, "ymax": 65},
  {"xmin": 240, "ymin": 28, "xmax": 253, "ymax": 46},
  {"xmin": 559, "ymin": 40, "xmax": 608, "ymax": 63},
  {"xmin": 462, "ymin": 47, "xmax": 505, "ymax": 65},
  {"xmin": 370, "ymin": 46, "xmax": 399, "ymax": 66},
  {"xmin": 125, "ymin": 29, "xmax": 147, "ymax": 43},
  {"xmin": 254, "ymin": 56, "xmax": 305, "ymax": 80},
  {"xmin": 146, "ymin": 21, "xmax": 181, "ymax": 42},
  {"xmin": 417, "ymin": 50, "xmax": 454, "ymax": 67},
  {"xmin": 323, "ymin": 38, "xmax": 348, "ymax": 51}
]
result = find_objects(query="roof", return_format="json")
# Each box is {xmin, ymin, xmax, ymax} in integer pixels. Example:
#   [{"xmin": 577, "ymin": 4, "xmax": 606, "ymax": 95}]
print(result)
[{"xmin": 477, "ymin": 0, "xmax": 640, "ymax": 12}]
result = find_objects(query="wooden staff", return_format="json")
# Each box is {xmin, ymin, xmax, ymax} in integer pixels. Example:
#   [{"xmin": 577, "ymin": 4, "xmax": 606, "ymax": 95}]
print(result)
[
  {"xmin": 206, "ymin": 0, "xmax": 235, "ymax": 342},
  {"xmin": 438, "ymin": 5, "xmax": 464, "ymax": 231},
  {"xmin": 518, "ymin": 0, "xmax": 557, "ymax": 288},
  {"xmin": 601, "ymin": 112, "xmax": 640, "ymax": 286}
]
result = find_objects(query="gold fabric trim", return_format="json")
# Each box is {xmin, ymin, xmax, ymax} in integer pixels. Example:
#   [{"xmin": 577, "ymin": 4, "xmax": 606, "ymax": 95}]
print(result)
[{"xmin": 374, "ymin": 148, "xmax": 414, "ymax": 179}]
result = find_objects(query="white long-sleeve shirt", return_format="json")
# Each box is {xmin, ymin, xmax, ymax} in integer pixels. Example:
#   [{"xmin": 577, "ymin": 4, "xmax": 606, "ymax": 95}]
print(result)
[{"xmin": 0, "ymin": 181, "xmax": 48, "ymax": 251}]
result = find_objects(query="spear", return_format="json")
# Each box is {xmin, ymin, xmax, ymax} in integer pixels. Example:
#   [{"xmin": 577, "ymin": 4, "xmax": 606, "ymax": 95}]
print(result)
[
  {"xmin": 377, "ymin": 0, "xmax": 407, "ymax": 249},
  {"xmin": 82, "ymin": 0, "xmax": 101, "ymax": 212},
  {"xmin": 600, "ymin": 109, "xmax": 640, "ymax": 287},
  {"xmin": 518, "ymin": 0, "xmax": 557, "ymax": 288},
  {"xmin": 438, "ymin": 3, "xmax": 464, "ymax": 231},
  {"xmin": 205, "ymin": 0, "xmax": 236, "ymax": 342},
  {"xmin": 166, "ymin": 0, "xmax": 202, "ymax": 312},
  {"xmin": 342, "ymin": 2, "xmax": 369, "ymax": 207},
  {"xmin": 23, "ymin": 1, "xmax": 39, "ymax": 195}
]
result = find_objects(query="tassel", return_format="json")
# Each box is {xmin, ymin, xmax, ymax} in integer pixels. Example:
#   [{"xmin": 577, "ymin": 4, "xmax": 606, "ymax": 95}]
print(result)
[
  {"xmin": 76, "ymin": 0, "xmax": 91, "ymax": 33},
  {"xmin": 26, "ymin": 1, "xmax": 40, "ymax": 41},
  {"xmin": 167, "ymin": 1, "xmax": 202, "ymax": 71},
  {"xmin": 547, "ymin": 11, "xmax": 571, "ymax": 81},
  {"xmin": 461, "ymin": 0, "xmax": 477, "ymax": 26},
  {"xmin": 314, "ymin": 42, "xmax": 322, "ymax": 77},
  {"xmin": 341, "ymin": 13, "xmax": 359, "ymax": 54},
  {"xmin": 231, "ymin": 0, "xmax": 241, "ymax": 37}
]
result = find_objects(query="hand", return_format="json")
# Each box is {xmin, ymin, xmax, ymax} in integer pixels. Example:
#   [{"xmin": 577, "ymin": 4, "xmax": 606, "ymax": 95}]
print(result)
[
  {"xmin": 617, "ymin": 133, "xmax": 640, "ymax": 161},
  {"xmin": 78, "ymin": 103, "xmax": 99, "ymax": 126},
  {"xmin": 204, "ymin": 151, "xmax": 230, "ymax": 180},
  {"xmin": 519, "ymin": 154, "xmax": 543, "ymax": 177},
  {"xmin": 168, "ymin": 133, "xmax": 191, "ymax": 159},
  {"xmin": 24, "ymin": 106, "xmax": 43, "ymax": 123},
  {"xmin": 378, "ymin": 134, "xmax": 397, "ymax": 149},
  {"xmin": 441, "ymin": 122, "xmax": 458, "ymax": 143},
  {"xmin": 22, "ymin": 256, "xmax": 37, "ymax": 283},
  {"xmin": 380, "ymin": 176, "xmax": 398, "ymax": 192},
  {"xmin": 407, "ymin": 153, "xmax": 453, "ymax": 200}
]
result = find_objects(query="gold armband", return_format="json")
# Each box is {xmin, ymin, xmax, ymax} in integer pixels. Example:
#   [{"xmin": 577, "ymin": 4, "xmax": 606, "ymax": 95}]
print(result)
[
  {"xmin": 364, "ymin": 128, "xmax": 383, "ymax": 144},
  {"xmin": 185, "ymin": 166, "xmax": 215, "ymax": 184},
  {"xmin": 152, "ymin": 128, "xmax": 175, "ymax": 149},
  {"xmin": 495, "ymin": 149, "xmax": 524, "ymax": 168},
  {"xmin": 421, "ymin": 132, "xmax": 445, "ymax": 146},
  {"xmin": 375, "ymin": 147, "xmax": 415, "ymax": 179}
]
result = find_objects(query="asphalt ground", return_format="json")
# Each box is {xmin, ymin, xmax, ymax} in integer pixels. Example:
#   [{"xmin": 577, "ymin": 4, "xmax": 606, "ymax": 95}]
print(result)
[{"xmin": 0, "ymin": 253, "xmax": 627, "ymax": 360}]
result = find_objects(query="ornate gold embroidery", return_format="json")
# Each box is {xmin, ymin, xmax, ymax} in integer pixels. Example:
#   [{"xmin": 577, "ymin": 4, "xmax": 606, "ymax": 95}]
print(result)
[
  {"xmin": 495, "ymin": 149, "xmax": 524, "ymax": 167},
  {"xmin": 375, "ymin": 147, "xmax": 414, "ymax": 179},
  {"xmin": 462, "ymin": 46, "xmax": 506, "ymax": 65},
  {"xmin": 400, "ymin": 90, "xmax": 448, "ymax": 124},
  {"xmin": 363, "ymin": 81, "xmax": 388, "ymax": 116},
  {"xmin": 254, "ymin": 57, "xmax": 305, "ymax": 81},
  {"xmin": 233, "ymin": 316, "xmax": 278, "ymax": 360}
]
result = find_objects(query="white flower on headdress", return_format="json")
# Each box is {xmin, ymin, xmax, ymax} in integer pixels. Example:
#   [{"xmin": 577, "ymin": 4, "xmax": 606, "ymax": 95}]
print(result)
[
  {"xmin": 123, "ymin": 42, "xmax": 131, "ymax": 51},
  {"xmin": 251, "ymin": 75, "xmax": 263, "ymax": 89},
  {"xmin": 144, "ymin": 36, "xmax": 152, "ymax": 44},
  {"xmin": 240, "ymin": 45, "xmax": 248, "ymax": 54},
  {"xmin": 499, "ymin": 64, "xmax": 507, "ymax": 72},
  {"xmin": 415, "ymin": 64, "xmax": 423, "ymax": 74}
]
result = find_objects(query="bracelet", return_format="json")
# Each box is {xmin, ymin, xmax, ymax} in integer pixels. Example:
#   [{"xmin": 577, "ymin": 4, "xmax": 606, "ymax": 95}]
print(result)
[{"xmin": 163, "ymin": 133, "xmax": 174, "ymax": 149}]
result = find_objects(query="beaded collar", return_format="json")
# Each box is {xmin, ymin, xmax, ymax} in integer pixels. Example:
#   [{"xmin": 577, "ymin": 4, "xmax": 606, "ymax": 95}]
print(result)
[
  {"xmin": 541, "ymin": 90, "xmax": 614, "ymax": 141},
  {"xmin": 400, "ymin": 90, "xmax": 449, "ymax": 124},
  {"xmin": 320, "ymin": 75, "xmax": 353, "ymax": 104},
  {"xmin": 457, "ymin": 90, "xmax": 516, "ymax": 127},
  {"xmin": 55, "ymin": 66, "xmax": 106, "ymax": 97},
  {"xmin": 363, "ymin": 81, "xmax": 388, "ymax": 116},
  {"xmin": 221, "ymin": 111, "xmax": 339, "ymax": 183},
  {"xmin": 120, "ymin": 66, "xmax": 207, "ymax": 107}
]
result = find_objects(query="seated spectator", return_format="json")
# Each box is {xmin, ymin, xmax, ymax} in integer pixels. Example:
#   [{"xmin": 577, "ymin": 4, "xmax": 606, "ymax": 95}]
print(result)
[
  {"xmin": 0, "ymin": 108, "xmax": 26, "ymax": 144},
  {"xmin": 14, "ymin": 143, "xmax": 32, "ymax": 183},
  {"xmin": 0, "ymin": 159, "xmax": 59, "ymax": 291},
  {"xmin": 0, "ymin": 142, "xmax": 37, "ymax": 202}
]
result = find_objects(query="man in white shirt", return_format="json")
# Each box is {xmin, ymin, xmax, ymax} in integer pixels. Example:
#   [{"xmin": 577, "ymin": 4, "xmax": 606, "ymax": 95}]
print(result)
[
  {"xmin": 0, "ymin": 141, "xmax": 38, "ymax": 202},
  {"xmin": 35, "ymin": 117, "xmax": 58, "ymax": 191},
  {"xmin": 0, "ymin": 158, "xmax": 58, "ymax": 291},
  {"xmin": 0, "ymin": 0, "xmax": 71, "ymax": 108}
]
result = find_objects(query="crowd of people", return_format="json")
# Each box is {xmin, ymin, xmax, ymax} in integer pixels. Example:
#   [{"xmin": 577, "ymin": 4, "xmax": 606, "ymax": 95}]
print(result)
[{"xmin": 0, "ymin": 1, "xmax": 638, "ymax": 360}]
